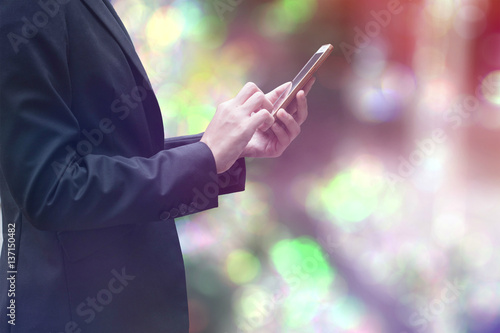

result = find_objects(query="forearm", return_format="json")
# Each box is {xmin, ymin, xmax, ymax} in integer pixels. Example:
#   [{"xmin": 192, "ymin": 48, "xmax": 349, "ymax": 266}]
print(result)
[{"xmin": 165, "ymin": 133, "xmax": 246, "ymax": 195}]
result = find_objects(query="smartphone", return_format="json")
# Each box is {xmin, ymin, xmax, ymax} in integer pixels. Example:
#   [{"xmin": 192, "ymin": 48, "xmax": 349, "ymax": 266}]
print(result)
[{"xmin": 271, "ymin": 44, "xmax": 333, "ymax": 117}]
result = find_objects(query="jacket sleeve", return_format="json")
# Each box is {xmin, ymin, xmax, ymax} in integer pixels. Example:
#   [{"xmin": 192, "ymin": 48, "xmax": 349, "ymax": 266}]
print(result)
[
  {"xmin": 0, "ymin": 3, "xmax": 238, "ymax": 232},
  {"xmin": 164, "ymin": 134, "xmax": 246, "ymax": 195}
]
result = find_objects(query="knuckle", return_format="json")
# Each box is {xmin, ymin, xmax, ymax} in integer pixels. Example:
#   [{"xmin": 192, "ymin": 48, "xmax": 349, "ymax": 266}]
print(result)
[
  {"xmin": 253, "ymin": 91, "xmax": 265, "ymax": 101},
  {"xmin": 244, "ymin": 82, "xmax": 258, "ymax": 91},
  {"xmin": 219, "ymin": 100, "xmax": 230, "ymax": 110}
]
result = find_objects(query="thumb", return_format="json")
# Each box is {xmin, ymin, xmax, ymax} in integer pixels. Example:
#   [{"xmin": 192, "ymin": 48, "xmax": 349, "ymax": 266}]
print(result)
[{"xmin": 248, "ymin": 109, "xmax": 274, "ymax": 132}]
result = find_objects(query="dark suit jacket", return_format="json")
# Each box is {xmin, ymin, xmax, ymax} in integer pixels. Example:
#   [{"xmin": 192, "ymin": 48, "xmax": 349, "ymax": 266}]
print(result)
[{"xmin": 0, "ymin": 1, "xmax": 245, "ymax": 332}]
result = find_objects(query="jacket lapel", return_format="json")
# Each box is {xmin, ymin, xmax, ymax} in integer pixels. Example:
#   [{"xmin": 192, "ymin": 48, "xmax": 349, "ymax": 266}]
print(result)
[
  {"xmin": 81, "ymin": 0, "xmax": 152, "ymax": 89},
  {"xmin": 81, "ymin": 0, "xmax": 165, "ymax": 153}
]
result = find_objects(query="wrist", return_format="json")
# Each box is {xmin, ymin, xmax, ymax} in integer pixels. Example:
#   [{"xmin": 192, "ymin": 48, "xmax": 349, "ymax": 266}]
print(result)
[{"xmin": 200, "ymin": 137, "xmax": 223, "ymax": 173}]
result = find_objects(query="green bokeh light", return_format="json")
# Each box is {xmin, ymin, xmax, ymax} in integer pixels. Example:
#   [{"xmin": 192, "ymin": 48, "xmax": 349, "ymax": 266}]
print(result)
[
  {"xmin": 281, "ymin": 0, "xmax": 316, "ymax": 23},
  {"xmin": 306, "ymin": 160, "xmax": 400, "ymax": 226},
  {"xmin": 328, "ymin": 296, "xmax": 365, "ymax": 330},
  {"xmin": 189, "ymin": 15, "xmax": 227, "ymax": 49},
  {"xmin": 158, "ymin": 86, "xmax": 214, "ymax": 135},
  {"xmin": 324, "ymin": 172, "xmax": 379, "ymax": 222},
  {"xmin": 270, "ymin": 237, "xmax": 334, "ymax": 328},
  {"xmin": 234, "ymin": 285, "xmax": 275, "ymax": 332},
  {"xmin": 176, "ymin": 1, "xmax": 203, "ymax": 36},
  {"xmin": 226, "ymin": 250, "xmax": 261, "ymax": 285},
  {"xmin": 258, "ymin": 0, "xmax": 317, "ymax": 35}
]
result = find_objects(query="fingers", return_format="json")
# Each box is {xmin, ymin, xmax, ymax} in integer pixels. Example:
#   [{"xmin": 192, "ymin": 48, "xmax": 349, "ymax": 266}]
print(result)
[
  {"xmin": 286, "ymin": 77, "xmax": 315, "ymax": 117},
  {"xmin": 294, "ymin": 90, "xmax": 308, "ymax": 125},
  {"xmin": 266, "ymin": 82, "xmax": 292, "ymax": 104},
  {"xmin": 248, "ymin": 109, "xmax": 274, "ymax": 133},
  {"xmin": 279, "ymin": 109, "xmax": 301, "ymax": 138},
  {"xmin": 234, "ymin": 82, "xmax": 262, "ymax": 105},
  {"xmin": 244, "ymin": 91, "xmax": 273, "ymax": 114},
  {"xmin": 281, "ymin": 78, "xmax": 313, "ymax": 116},
  {"xmin": 270, "ymin": 120, "xmax": 290, "ymax": 150},
  {"xmin": 303, "ymin": 76, "xmax": 316, "ymax": 96},
  {"xmin": 272, "ymin": 109, "xmax": 301, "ymax": 147}
]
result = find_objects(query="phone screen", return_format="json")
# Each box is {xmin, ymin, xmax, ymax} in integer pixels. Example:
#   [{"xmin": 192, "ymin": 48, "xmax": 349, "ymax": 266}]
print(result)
[
  {"xmin": 290, "ymin": 53, "xmax": 323, "ymax": 90},
  {"xmin": 271, "ymin": 44, "xmax": 333, "ymax": 116}
]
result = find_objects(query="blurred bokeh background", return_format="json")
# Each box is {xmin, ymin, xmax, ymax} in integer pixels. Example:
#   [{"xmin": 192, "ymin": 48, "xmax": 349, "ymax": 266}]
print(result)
[{"xmin": 105, "ymin": 0, "xmax": 500, "ymax": 332}]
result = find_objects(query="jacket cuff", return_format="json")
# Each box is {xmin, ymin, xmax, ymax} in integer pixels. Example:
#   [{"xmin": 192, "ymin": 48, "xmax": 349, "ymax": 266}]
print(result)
[
  {"xmin": 157, "ymin": 141, "xmax": 220, "ymax": 221},
  {"xmin": 218, "ymin": 158, "xmax": 246, "ymax": 195},
  {"xmin": 163, "ymin": 133, "xmax": 246, "ymax": 196},
  {"xmin": 164, "ymin": 134, "xmax": 203, "ymax": 150}
]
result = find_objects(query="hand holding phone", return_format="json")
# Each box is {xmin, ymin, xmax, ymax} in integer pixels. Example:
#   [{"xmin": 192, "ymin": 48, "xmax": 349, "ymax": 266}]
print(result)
[{"xmin": 271, "ymin": 44, "xmax": 333, "ymax": 117}]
